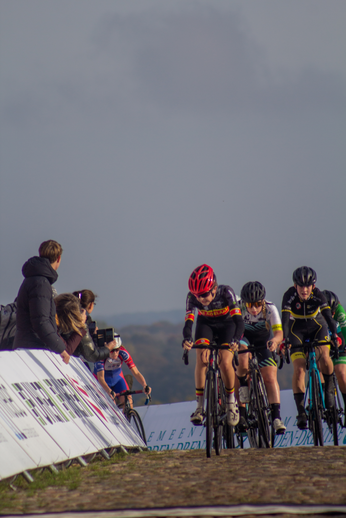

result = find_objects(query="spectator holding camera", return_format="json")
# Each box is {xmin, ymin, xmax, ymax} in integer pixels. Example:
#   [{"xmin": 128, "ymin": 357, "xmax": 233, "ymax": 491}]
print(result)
[
  {"xmin": 13, "ymin": 240, "xmax": 69, "ymax": 364},
  {"xmin": 55, "ymin": 293, "xmax": 112, "ymax": 363}
]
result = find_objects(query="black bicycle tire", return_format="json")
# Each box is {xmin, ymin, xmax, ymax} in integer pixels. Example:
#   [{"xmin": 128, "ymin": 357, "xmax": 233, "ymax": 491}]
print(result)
[
  {"xmin": 311, "ymin": 370, "xmax": 324, "ymax": 446},
  {"xmin": 331, "ymin": 404, "xmax": 338, "ymax": 446},
  {"xmin": 237, "ymin": 430, "xmax": 244, "ymax": 449},
  {"xmin": 127, "ymin": 409, "xmax": 147, "ymax": 445},
  {"xmin": 253, "ymin": 370, "xmax": 271, "ymax": 448},
  {"xmin": 247, "ymin": 380, "xmax": 260, "ymax": 448},
  {"xmin": 214, "ymin": 376, "xmax": 223, "ymax": 456},
  {"xmin": 205, "ymin": 370, "xmax": 215, "ymax": 458}
]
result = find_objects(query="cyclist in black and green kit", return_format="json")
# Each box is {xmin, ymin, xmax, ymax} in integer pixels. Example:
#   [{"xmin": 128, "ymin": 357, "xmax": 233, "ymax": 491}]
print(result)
[
  {"xmin": 282, "ymin": 266, "xmax": 338, "ymax": 430},
  {"xmin": 322, "ymin": 290, "xmax": 346, "ymax": 425}
]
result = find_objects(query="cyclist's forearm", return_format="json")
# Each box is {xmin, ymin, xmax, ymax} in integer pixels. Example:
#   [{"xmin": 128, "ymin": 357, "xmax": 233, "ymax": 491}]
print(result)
[
  {"xmin": 281, "ymin": 311, "xmax": 291, "ymax": 339},
  {"xmin": 232, "ymin": 314, "xmax": 244, "ymax": 341},
  {"xmin": 183, "ymin": 319, "xmax": 194, "ymax": 341},
  {"xmin": 97, "ymin": 373, "xmax": 113, "ymax": 396},
  {"xmin": 271, "ymin": 330, "xmax": 283, "ymax": 346},
  {"xmin": 130, "ymin": 367, "xmax": 148, "ymax": 389}
]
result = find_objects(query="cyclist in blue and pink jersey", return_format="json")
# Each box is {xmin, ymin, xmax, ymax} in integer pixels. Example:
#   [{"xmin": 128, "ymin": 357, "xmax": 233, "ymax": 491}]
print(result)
[
  {"xmin": 236, "ymin": 281, "xmax": 286, "ymax": 435},
  {"xmin": 94, "ymin": 333, "xmax": 151, "ymax": 409},
  {"xmin": 182, "ymin": 264, "xmax": 244, "ymax": 427}
]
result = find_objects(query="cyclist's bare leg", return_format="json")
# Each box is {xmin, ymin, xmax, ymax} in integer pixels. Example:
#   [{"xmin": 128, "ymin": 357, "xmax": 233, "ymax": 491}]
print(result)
[
  {"xmin": 318, "ymin": 345, "xmax": 335, "ymax": 408},
  {"xmin": 219, "ymin": 349, "xmax": 239, "ymax": 426},
  {"xmin": 190, "ymin": 348, "xmax": 210, "ymax": 424},
  {"xmin": 128, "ymin": 394, "xmax": 133, "ymax": 409},
  {"xmin": 116, "ymin": 395, "xmax": 126, "ymax": 412},
  {"xmin": 335, "ymin": 364, "xmax": 346, "ymax": 393},
  {"xmin": 195, "ymin": 348, "xmax": 209, "ymax": 388},
  {"xmin": 260, "ymin": 365, "xmax": 280, "ymax": 404},
  {"xmin": 236, "ymin": 341, "xmax": 249, "ymax": 378},
  {"xmin": 219, "ymin": 349, "xmax": 235, "ymax": 389},
  {"xmin": 292, "ymin": 357, "xmax": 308, "ymax": 428},
  {"xmin": 317, "ymin": 345, "xmax": 333, "ymax": 375},
  {"xmin": 292, "ymin": 357, "xmax": 306, "ymax": 393}
]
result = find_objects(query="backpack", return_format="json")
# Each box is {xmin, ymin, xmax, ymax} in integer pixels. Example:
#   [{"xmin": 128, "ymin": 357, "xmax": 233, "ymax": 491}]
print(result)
[{"xmin": 0, "ymin": 301, "xmax": 17, "ymax": 350}]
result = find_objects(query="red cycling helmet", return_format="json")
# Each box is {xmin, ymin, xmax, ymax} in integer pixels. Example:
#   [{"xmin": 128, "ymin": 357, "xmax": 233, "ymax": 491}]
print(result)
[{"xmin": 188, "ymin": 264, "xmax": 216, "ymax": 296}]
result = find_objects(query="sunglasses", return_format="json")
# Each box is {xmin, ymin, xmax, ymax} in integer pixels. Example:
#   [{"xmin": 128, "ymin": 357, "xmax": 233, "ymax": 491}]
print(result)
[
  {"xmin": 110, "ymin": 348, "xmax": 119, "ymax": 353},
  {"xmin": 197, "ymin": 289, "xmax": 213, "ymax": 299},
  {"xmin": 245, "ymin": 301, "xmax": 263, "ymax": 308}
]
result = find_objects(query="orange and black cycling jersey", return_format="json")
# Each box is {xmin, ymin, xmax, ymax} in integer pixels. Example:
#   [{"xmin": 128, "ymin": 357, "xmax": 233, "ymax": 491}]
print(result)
[
  {"xmin": 183, "ymin": 285, "xmax": 244, "ymax": 342},
  {"xmin": 281, "ymin": 286, "xmax": 337, "ymax": 338}
]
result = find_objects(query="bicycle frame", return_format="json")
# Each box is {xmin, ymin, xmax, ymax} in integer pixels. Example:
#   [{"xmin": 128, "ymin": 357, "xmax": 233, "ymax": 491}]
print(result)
[
  {"xmin": 305, "ymin": 344, "xmax": 325, "ymax": 414},
  {"xmin": 238, "ymin": 345, "xmax": 272, "ymax": 448},
  {"xmin": 189, "ymin": 342, "xmax": 232, "ymax": 457}
]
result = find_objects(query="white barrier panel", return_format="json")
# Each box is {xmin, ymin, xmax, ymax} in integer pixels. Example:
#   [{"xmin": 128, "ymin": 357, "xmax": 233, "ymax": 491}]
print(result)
[
  {"xmin": 0, "ymin": 350, "xmax": 145, "ymax": 480},
  {"xmin": 136, "ymin": 390, "xmax": 346, "ymax": 451}
]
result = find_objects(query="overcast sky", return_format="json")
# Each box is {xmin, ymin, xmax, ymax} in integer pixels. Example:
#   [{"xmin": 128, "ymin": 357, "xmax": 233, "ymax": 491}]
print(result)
[{"xmin": 1, "ymin": 0, "xmax": 345, "ymax": 320}]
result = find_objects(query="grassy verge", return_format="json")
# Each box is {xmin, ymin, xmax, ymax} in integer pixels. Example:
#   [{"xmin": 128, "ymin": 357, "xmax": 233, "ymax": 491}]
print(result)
[{"xmin": 0, "ymin": 450, "xmax": 128, "ymax": 514}]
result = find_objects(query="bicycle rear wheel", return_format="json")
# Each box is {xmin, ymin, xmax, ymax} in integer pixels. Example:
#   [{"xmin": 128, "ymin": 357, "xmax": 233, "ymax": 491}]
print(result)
[
  {"xmin": 205, "ymin": 370, "xmax": 216, "ymax": 458},
  {"xmin": 253, "ymin": 371, "xmax": 271, "ymax": 448},
  {"xmin": 219, "ymin": 379, "xmax": 234, "ymax": 449},
  {"xmin": 310, "ymin": 371, "xmax": 324, "ymax": 446},
  {"xmin": 127, "ymin": 409, "xmax": 147, "ymax": 445},
  {"xmin": 331, "ymin": 405, "xmax": 338, "ymax": 446}
]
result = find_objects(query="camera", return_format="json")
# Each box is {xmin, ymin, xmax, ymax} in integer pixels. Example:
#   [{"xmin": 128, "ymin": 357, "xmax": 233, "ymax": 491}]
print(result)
[
  {"xmin": 95, "ymin": 328, "xmax": 114, "ymax": 347},
  {"xmin": 88, "ymin": 320, "xmax": 97, "ymax": 335}
]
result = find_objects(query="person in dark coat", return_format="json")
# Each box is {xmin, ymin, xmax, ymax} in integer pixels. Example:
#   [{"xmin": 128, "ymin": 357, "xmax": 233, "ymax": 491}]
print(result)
[{"xmin": 13, "ymin": 240, "xmax": 69, "ymax": 364}]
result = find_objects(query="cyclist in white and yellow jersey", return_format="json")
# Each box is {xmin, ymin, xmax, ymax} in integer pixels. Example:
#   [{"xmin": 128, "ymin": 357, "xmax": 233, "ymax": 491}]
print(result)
[{"xmin": 236, "ymin": 281, "xmax": 286, "ymax": 435}]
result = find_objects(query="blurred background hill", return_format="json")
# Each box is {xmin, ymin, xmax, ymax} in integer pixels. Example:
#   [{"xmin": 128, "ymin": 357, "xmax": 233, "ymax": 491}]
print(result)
[{"xmin": 94, "ymin": 310, "xmax": 293, "ymax": 405}]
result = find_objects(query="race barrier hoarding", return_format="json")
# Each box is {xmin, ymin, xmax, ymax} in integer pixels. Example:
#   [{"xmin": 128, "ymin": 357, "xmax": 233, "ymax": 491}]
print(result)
[
  {"xmin": 136, "ymin": 389, "xmax": 346, "ymax": 451},
  {"xmin": 0, "ymin": 350, "xmax": 146, "ymax": 480}
]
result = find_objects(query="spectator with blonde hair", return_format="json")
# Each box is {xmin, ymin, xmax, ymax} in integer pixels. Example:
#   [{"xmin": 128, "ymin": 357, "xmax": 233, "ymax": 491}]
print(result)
[
  {"xmin": 13, "ymin": 240, "xmax": 69, "ymax": 364},
  {"xmin": 55, "ymin": 293, "xmax": 112, "ymax": 363}
]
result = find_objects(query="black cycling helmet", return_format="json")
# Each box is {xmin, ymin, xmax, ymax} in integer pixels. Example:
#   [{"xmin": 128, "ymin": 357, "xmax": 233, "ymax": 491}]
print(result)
[
  {"xmin": 322, "ymin": 290, "xmax": 340, "ymax": 313},
  {"xmin": 240, "ymin": 281, "xmax": 266, "ymax": 303},
  {"xmin": 292, "ymin": 266, "xmax": 317, "ymax": 287}
]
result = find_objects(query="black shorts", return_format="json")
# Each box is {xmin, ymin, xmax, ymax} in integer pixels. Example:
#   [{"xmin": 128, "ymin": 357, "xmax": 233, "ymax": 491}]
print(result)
[
  {"xmin": 240, "ymin": 337, "xmax": 277, "ymax": 369},
  {"xmin": 195, "ymin": 316, "xmax": 236, "ymax": 346},
  {"xmin": 289, "ymin": 318, "xmax": 331, "ymax": 361}
]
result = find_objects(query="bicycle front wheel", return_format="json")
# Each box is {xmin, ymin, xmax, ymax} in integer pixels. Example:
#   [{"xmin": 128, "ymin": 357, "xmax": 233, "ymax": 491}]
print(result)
[
  {"xmin": 253, "ymin": 370, "xmax": 271, "ymax": 448},
  {"xmin": 127, "ymin": 409, "xmax": 147, "ymax": 445},
  {"xmin": 205, "ymin": 370, "xmax": 216, "ymax": 458},
  {"xmin": 310, "ymin": 370, "xmax": 324, "ymax": 446}
]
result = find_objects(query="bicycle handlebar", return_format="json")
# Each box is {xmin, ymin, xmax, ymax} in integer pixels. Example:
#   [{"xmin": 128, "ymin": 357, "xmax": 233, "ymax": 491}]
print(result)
[
  {"xmin": 182, "ymin": 342, "xmax": 239, "ymax": 366},
  {"xmin": 282, "ymin": 337, "xmax": 340, "ymax": 364},
  {"xmin": 111, "ymin": 389, "xmax": 152, "ymax": 404}
]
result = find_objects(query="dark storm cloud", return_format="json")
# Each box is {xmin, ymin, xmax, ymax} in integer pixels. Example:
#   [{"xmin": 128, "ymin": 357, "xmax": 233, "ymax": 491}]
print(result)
[{"xmin": 94, "ymin": 7, "xmax": 346, "ymax": 118}]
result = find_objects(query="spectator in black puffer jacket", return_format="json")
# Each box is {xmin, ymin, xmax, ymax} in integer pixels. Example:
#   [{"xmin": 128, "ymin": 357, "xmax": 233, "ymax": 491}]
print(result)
[{"xmin": 13, "ymin": 240, "xmax": 69, "ymax": 364}]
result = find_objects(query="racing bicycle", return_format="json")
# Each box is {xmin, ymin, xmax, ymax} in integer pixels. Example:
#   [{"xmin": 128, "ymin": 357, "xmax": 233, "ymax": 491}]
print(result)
[
  {"xmin": 113, "ymin": 388, "xmax": 150, "ymax": 445},
  {"xmin": 237, "ymin": 344, "xmax": 273, "ymax": 448},
  {"xmin": 183, "ymin": 341, "xmax": 235, "ymax": 458},
  {"xmin": 284, "ymin": 338, "xmax": 339, "ymax": 446}
]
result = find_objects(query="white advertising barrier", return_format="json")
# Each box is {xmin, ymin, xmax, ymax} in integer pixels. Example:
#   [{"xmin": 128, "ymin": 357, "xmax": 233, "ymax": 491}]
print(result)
[
  {"xmin": 46, "ymin": 351, "xmax": 145, "ymax": 448},
  {"xmin": 136, "ymin": 390, "xmax": 346, "ymax": 451},
  {"xmin": 0, "ymin": 350, "xmax": 145, "ymax": 480}
]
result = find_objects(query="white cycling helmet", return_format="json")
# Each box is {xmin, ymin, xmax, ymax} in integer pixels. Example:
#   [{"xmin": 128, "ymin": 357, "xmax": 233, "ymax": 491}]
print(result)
[{"xmin": 112, "ymin": 333, "xmax": 122, "ymax": 349}]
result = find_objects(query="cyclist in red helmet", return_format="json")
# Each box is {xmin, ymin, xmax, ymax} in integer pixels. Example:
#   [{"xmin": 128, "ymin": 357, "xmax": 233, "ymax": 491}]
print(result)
[{"xmin": 183, "ymin": 264, "xmax": 244, "ymax": 426}]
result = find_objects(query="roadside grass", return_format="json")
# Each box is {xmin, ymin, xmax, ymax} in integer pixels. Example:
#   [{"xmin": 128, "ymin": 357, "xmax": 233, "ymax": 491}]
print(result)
[{"xmin": 0, "ymin": 450, "xmax": 128, "ymax": 513}]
